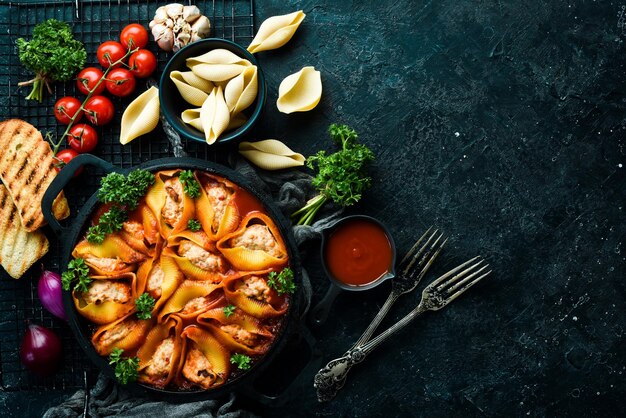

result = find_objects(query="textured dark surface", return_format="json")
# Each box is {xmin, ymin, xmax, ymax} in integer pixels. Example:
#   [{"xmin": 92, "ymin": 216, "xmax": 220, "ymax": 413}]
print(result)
[{"xmin": 1, "ymin": 0, "xmax": 626, "ymax": 417}]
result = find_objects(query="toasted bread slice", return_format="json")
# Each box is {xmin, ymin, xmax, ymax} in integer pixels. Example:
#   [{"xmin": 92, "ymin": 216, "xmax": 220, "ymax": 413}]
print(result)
[
  {"xmin": 0, "ymin": 119, "xmax": 70, "ymax": 231},
  {"xmin": 0, "ymin": 185, "xmax": 49, "ymax": 279}
]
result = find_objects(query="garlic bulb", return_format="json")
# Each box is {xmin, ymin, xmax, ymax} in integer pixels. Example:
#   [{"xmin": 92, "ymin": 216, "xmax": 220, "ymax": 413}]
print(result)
[{"xmin": 150, "ymin": 3, "xmax": 212, "ymax": 52}]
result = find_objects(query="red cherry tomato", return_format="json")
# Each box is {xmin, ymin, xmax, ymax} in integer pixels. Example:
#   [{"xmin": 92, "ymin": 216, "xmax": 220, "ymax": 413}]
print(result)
[
  {"xmin": 76, "ymin": 67, "xmax": 105, "ymax": 95},
  {"xmin": 54, "ymin": 149, "xmax": 83, "ymax": 177},
  {"xmin": 105, "ymin": 68, "xmax": 136, "ymax": 97},
  {"xmin": 120, "ymin": 23, "xmax": 149, "ymax": 49},
  {"xmin": 68, "ymin": 124, "xmax": 98, "ymax": 153},
  {"xmin": 96, "ymin": 41, "xmax": 126, "ymax": 68},
  {"xmin": 53, "ymin": 97, "xmax": 83, "ymax": 125},
  {"xmin": 84, "ymin": 95, "xmax": 115, "ymax": 126},
  {"xmin": 128, "ymin": 49, "xmax": 157, "ymax": 78}
]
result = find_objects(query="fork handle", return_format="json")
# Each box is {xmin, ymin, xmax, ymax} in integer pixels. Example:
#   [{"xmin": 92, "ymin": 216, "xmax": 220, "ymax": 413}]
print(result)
[{"xmin": 314, "ymin": 304, "xmax": 427, "ymax": 402}]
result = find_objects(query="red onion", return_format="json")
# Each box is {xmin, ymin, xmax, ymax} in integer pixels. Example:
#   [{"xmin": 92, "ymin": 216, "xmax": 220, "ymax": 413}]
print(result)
[
  {"xmin": 20, "ymin": 323, "xmax": 62, "ymax": 376},
  {"xmin": 38, "ymin": 268, "xmax": 67, "ymax": 320}
]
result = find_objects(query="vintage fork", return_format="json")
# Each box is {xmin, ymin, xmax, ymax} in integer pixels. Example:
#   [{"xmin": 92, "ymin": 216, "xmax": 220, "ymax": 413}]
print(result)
[{"xmin": 314, "ymin": 256, "xmax": 491, "ymax": 402}]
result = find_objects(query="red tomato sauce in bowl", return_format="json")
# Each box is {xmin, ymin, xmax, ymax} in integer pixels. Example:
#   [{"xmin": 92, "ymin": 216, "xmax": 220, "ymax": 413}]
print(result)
[{"xmin": 323, "ymin": 217, "xmax": 394, "ymax": 287}]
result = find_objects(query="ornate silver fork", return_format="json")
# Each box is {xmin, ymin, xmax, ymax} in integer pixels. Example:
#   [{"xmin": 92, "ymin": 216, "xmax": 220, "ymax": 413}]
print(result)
[{"xmin": 314, "ymin": 256, "xmax": 491, "ymax": 402}]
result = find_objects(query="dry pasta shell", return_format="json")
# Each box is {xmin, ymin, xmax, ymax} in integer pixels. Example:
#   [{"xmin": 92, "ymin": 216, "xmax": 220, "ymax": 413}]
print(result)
[
  {"xmin": 190, "ymin": 63, "xmax": 248, "ymax": 82},
  {"xmin": 170, "ymin": 71, "xmax": 210, "ymax": 106},
  {"xmin": 247, "ymin": 10, "xmax": 306, "ymax": 54},
  {"xmin": 238, "ymin": 139, "xmax": 305, "ymax": 170},
  {"xmin": 120, "ymin": 86, "xmax": 160, "ymax": 145},
  {"xmin": 224, "ymin": 65, "xmax": 258, "ymax": 115},
  {"xmin": 277, "ymin": 66, "xmax": 322, "ymax": 114},
  {"xmin": 187, "ymin": 49, "xmax": 252, "ymax": 66},
  {"xmin": 200, "ymin": 86, "xmax": 230, "ymax": 144},
  {"xmin": 181, "ymin": 108, "xmax": 203, "ymax": 131}
]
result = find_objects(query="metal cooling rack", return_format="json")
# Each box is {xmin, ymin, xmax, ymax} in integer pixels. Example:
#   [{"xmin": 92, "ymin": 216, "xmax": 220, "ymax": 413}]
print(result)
[{"xmin": 0, "ymin": 0, "xmax": 255, "ymax": 391}]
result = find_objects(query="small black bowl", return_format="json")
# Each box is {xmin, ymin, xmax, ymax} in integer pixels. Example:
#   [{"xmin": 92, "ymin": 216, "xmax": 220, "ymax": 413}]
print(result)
[{"xmin": 159, "ymin": 38, "xmax": 266, "ymax": 144}]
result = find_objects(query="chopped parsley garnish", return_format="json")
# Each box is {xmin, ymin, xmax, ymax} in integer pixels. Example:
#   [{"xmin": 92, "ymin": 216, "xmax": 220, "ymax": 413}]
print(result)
[
  {"xmin": 267, "ymin": 267, "xmax": 296, "ymax": 295},
  {"xmin": 179, "ymin": 170, "xmax": 200, "ymax": 199},
  {"xmin": 86, "ymin": 206, "xmax": 127, "ymax": 244},
  {"xmin": 230, "ymin": 353, "xmax": 251, "ymax": 370},
  {"xmin": 61, "ymin": 257, "xmax": 92, "ymax": 292},
  {"xmin": 187, "ymin": 219, "xmax": 202, "ymax": 232},
  {"xmin": 223, "ymin": 304, "xmax": 236, "ymax": 318},
  {"xmin": 98, "ymin": 169, "xmax": 155, "ymax": 210},
  {"xmin": 108, "ymin": 347, "xmax": 139, "ymax": 385},
  {"xmin": 135, "ymin": 293, "xmax": 156, "ymax": 320}
]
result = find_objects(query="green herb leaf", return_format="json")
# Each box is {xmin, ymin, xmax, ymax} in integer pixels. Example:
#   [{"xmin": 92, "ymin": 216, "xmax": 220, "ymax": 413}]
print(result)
[
  {"xmin": 187, "ymin": 219, "xmax": 202, "ymax": 232},
  {"xmin": 135, "ymin": 293, "xmax": 156, "ymax": 320},
  {"xmin": 16, "ymin": 19, "xmax": 86, "ymax": 102},
  {"xmin": 267, "ymin": 267, "xmax": 296, "ymax": 295},
  {"xmin": 230, "ymin": 353, "xmax": 251, "ymax": 370},
  {"xmin": 223, "ymin": 304, "xmax": 236, "ymax": 318},
  {"xmin": 62, "ymin": 258, "xmax": 92, "ymax": 292},
  {"xmin": 179, "ymin": 170, "xmax": 200, "ymax": 199},
  {"xmin": 292, "ymin": 124, "xmax": 374, "ymax": 226},
  {"xmin": 108, "ymin": 348, "xmax": 139, "ymax": 385},
  {"xmin": 87, "ymin": 206, "xmax": 128, "ymax": 244},
  {"xmin": 98, "ymin": 169, "xmax": 155, "ymax": 210}
]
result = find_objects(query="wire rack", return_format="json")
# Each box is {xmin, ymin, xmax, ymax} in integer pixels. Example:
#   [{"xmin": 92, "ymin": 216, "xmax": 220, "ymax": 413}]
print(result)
[{"xmin": 0, "ymin": 0, "xmax": 255, "ymax": 391}]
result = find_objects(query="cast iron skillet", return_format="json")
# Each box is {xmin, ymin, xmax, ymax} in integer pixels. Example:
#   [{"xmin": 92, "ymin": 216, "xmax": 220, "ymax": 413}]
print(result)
[{"xmin": 42, "ymin": 154, "xmax": 313, "ymax": 403}]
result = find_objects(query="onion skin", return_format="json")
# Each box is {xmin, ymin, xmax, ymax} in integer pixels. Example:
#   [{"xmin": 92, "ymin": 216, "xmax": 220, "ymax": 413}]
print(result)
[
  {"xmin": 38, "ymin": 269, "xmax": 67, "ymax": 321},
  {"xmin": 20, "ymin": 324, "xmax": 63, "ymax": 376}
]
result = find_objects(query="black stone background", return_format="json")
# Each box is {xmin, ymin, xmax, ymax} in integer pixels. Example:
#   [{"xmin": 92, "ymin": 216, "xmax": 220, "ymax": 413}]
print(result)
[{"xmin": 1, "ymin": 0, "xmax": 625, "ymax": 417}]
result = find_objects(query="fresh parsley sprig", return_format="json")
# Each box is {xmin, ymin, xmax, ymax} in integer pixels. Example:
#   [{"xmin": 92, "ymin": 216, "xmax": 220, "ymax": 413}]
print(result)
[
  {"xmin": 223, "ymin": 304, "xmax": 236, "ymax": 318},
  {"xmin": 291, "ymin": 124, "xmax": 374, "ymax": 225},
  {"xmin": 267, "ymin": 267, "xmax": 296, "ymax": 295},
  {"xmin": 108, "ymin": 347, "xmax": 140, "ymax": 385},
  {"xmin": 230, "ymin": 353, "xmax": 251, "ymax": 370},
  {"xmin": 135, "ymin": 293, "xmax": 156, "ymax": 320},
  {"xmin": 87, "ymin": 206, "xmax": 128, "ymax": 244},
  {"xmin": 98, "ymin": 169, "xmax": 155, "ymax": 210},
  {"xmin": 61, "ymin": 257, "xmax": 92, "ymax": 292},
  {"xmin": 179, "ymin": 170, "xmax": 200, "ymax": 199},
  {"xmin": 187, "ymin": 219, "xmax": 202, "ymax": 232}
]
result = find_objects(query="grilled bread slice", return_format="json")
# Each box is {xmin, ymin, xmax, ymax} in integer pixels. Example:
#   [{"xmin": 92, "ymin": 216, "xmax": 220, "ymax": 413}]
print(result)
[
  {"xmin": 0, "ymin": 185, "xmax": 49, "ymax": 279},
  {"xmin": 0, "ymin": 119, "xmax": 70, "ymax": 231}
]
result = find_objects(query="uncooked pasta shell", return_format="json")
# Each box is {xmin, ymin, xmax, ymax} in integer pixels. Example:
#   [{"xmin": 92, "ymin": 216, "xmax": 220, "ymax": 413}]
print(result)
[
  {"xmin": 186, "ymin": 48, "xmax": 252, "ymax": 66},
  {"xmin": 224, "ymin": 66, "xmax": 258, "ymax": 115},
  {"xmin": 277, "ymin": 66, "xmax": 322, "ymax": 114},
  {"xmin": 247, "ymin": 10, "xmax": 306, "ymax": 53},
  {"xmin": 200, "ymin": 86, "xmax": 230, "ymax": 144},
  {"xmin": 120, "ymin": 86, "xmax": 160, "ymax": 145},
  {"xmin": 170, "ymin": 71, "xmax": 210, "ymax": 106},
  {"xmin": 238, "ymin": 139, "xmax": 305, "ymax": 170},
  {"xmin": 181, "ymin": 108, "xmax": 203, "ymax": 131}
]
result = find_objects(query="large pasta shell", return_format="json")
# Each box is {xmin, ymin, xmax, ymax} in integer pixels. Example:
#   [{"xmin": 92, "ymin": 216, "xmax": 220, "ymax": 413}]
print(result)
[
  {"xmin": 158, "ymin": 280, "xmax": 223, "ymax": 321},
  {"xmin": 216, "ymin": 213, "xmax": 288, "ymax": 271},
  {"xmin": 91, "ymin": 313, "xmax": 152, "ymax": 356},
  {"xmin": 177, "ymin": 326, "xmax": 230, "ymax": 389},
  {"xmin": 145, "ymin": 170, "xmax": 196, "ymax": 238},
  {"xmin": 200, "ymin": 86, "xmax": 230, "ymax": 144},
  {"xmin": 73, "ymin": 234, "xmax": 147, "ymax": 264},
  {"xmin": 181, "ymin": 108, "xmax": 203, "ymax": 131},
  {"xmin": 73, "ymin": 274, "xmax": 136, "ymax": 324},
  {"xmin": 120, "ymin": 86, "xmax": 160, "ymax": 145},
  {"xmin": 227, "ymin": 113, "xmax": 248, "ymax": 131},
  {"xmin": 190, "ymin": 63, "xmax": 248, "ymax": 82},
  {"xmin": 195, "ymin": 172, "xmax": 240, "ymax": 241},
  {"xmin": 238, "ymin": 139, "xmax": 305, "ymax": 171},
  {"xmin": 247, "ymin": 11, "xmax": 306, "ymax": 54},
  {"xmin": 224, "ymin": 66, "xmax": 258, "ymax": 115},
  {"xmin": 137, "ymin": 317, "xmax": 183, "ymax": 388},
  {"xmin": 170, "ymin": 71, "xmax": 211, "ymax": 106},
  {"xmin": 277, "ymin": 66, "xmax": 322, "ymax": 114},
  {"xmin": 198, "ymin": 308, "xmax": 272, "ymax": 355},
  {"xmin": 223, "ymin": 272, "xmax": 288, "ymax": 319},
  {"xmin": 187, "ymin": 48, "xmax": 252, "ymax": 66},
  {"xmin": 163, "ymin": 245, "xmax": 229, "ymax": 283}
]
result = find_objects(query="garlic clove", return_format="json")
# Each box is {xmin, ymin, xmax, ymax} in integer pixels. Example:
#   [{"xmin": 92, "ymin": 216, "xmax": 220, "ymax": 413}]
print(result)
[
  {"xmin": 183, "ymin": 5, "xmax": 202, "ymax": 23},
  {"xmin": 191, "ymin": 16, "xmax": 211, "ymax": 39},
  {"xmin": 154, "ymin": 25, "xmax": 174, "ymax": 52},
  {"xmin": 165, "ymin": 3, "xmax": 184, "ymax": 18},
  {"xmin": 153, "ymin": 6, "xmax": 168, "ymax": 24}
]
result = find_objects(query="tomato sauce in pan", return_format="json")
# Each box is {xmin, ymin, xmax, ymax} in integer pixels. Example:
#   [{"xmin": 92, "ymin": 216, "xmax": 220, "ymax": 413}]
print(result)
[{"xmin": 323, "ymin": 218, "xmax": 393, "ymax": 287}]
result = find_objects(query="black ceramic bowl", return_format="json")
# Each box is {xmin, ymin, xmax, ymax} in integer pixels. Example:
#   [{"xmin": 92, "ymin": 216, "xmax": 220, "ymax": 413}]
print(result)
[{"xmin": 159, "ymin": 38, "xmax": 266, "ymax": 144}]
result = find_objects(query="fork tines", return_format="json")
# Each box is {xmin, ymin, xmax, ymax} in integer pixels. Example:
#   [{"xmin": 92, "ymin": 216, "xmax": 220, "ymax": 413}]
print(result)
[
  {"xmin": 400, "ymin": 227, "xmax": 447, "ymax": 278},
  {"xmin": 428, "ymin": 256, "xmax": 491, "ymax": 303}
]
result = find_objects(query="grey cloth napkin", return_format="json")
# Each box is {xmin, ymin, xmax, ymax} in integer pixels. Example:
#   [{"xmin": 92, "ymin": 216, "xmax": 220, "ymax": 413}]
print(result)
[{"xmin": 43, "ymin": 157, "xmax": 338, "ymax": 418}]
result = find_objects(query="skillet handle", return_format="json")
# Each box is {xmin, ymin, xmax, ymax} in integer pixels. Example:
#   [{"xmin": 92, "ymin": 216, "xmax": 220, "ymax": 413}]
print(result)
[{"xmin": 42, "ymin": 154, "xmax": 120, "ymax": 237}]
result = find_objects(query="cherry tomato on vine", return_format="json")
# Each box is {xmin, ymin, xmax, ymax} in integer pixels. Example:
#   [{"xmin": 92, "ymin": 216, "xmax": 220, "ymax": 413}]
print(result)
[
  {"xmin": 96, "ymin": 41, "xmax": 126, "ymax": 68},
  {"xmin": 53, "ymin": 97, "xmax": 83, "ymax": 125},
  {"xmin": 76, "ymin": 67, "xmax": 105, "ymax": 95},
  {"xmin": 84, "ymin": 95, "xmax": 115, "ymax": 126},
  {"xmin": 54, "ymin": 149, "xmax": 83, "ymax": 177},
  {"xmin": 128, "ymin": 49, "xmax": 157, "ymax": 78},
  {"xmin": 120, "ymin": 23, "xmax": 149, "ymax": 49},
  {"xmin": 68, "ymin": 124, "xmax": 99, "ymax": 153},
  {"xmin": 105, "ymin": 68, "xmax": 136, "ymax": 97}
]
